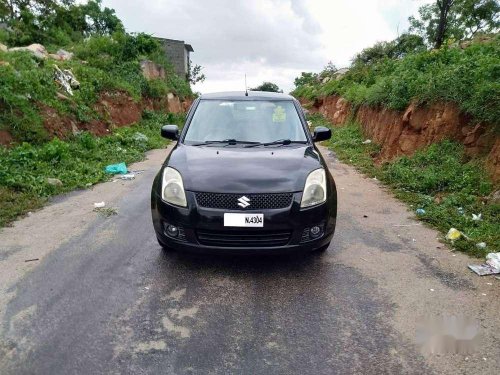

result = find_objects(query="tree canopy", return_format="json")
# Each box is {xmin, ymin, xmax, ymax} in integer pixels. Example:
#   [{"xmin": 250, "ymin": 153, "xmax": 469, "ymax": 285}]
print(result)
[
  {"xmin": 409, "ymin": 0, "xmax": 499, "ymax": 48},
  {"xmin": 250, "ymin": 82, "xmax": 283, "ymax": 93},
  {"xmin": 0, "ymin": 0, "xmax": 124, "ymax": 46}
]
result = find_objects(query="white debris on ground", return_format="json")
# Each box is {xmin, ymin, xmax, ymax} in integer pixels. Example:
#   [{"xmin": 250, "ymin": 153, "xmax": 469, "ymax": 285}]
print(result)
[
  {"xmin": 469, "ymin": 252, "xmax": 500, "ymax": 276},
  {"xmin": 53, "ymin": 65, "xmax": 80, "ymax": 95}
]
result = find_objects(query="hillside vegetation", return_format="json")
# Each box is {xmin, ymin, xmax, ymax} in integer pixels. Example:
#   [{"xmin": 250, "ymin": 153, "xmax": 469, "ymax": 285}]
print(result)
[
  {"xmin": 308, "ymin": 114, "xmax": 498, "ymax": 257},
  {"xmin": 293, "ymin": 35, "xmax": 499, "ymax": 127},
  {"xmin": 0, "ymin": 1, "xmax": 195, "ymax": 226},
  {"xmin": 293, "ymin": 0, "xmax": 499, "ymax": 257}
]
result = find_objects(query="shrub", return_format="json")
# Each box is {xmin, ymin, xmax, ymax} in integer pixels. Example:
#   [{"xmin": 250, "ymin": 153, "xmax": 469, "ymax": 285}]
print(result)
[{"xmin": 293, "ymin": 36, "xmax": 500, "ymax": 127}]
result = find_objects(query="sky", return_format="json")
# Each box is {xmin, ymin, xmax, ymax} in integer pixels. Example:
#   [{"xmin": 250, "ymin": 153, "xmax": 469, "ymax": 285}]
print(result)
[{"xmin": 101, "ymin": 0, "xmax": 432, "ymax": 94}]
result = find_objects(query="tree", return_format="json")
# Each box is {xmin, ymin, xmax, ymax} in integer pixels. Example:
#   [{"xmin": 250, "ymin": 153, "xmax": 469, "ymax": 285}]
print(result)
[
  {"xmin": 409, "ymin": 0, "xmax": 499, "ymax": 48},
  {"xmin": 1, "ymin": 0, "xmax": 124, "ymax": 46},
  {"xmin": 294, "ymin": 72, "xmax": 318, "ymax": 88},
  {"xmin": 320, "ymin": 61, "xmax": 337, "ymax": 77},
  {"xmin": 187, "ymin": 61, "xmax": 206, "ymax": 85},
  {"xmin": 250, "ymin": 82, "xmax": 282, "ymax": 93},
  {"xmin": 457, "ymin": 0, "xmax": 500, "ymax": 37},
  {"xmin": 352, "ymin": 33, "xmax": 426, "ymax": 65}
]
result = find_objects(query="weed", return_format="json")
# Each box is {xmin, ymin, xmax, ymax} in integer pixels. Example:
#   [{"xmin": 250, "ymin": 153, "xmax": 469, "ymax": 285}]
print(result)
[
  {"xmin": 0, "ymin": 111, "xmax": 185, "ymax": 227},
  {"xmin": 294, "ymin": 37, "xmax": 500, "ymax": 128},
  {"xmin": 322, "ymin": 118, "xmax": 499, "ymax": 257}
]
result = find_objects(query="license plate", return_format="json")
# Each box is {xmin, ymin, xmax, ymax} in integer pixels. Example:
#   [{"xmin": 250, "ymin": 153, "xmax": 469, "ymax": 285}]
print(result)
[{"xmin": 224, "ymin": 213, "xmax": 264, "ymax": 227}]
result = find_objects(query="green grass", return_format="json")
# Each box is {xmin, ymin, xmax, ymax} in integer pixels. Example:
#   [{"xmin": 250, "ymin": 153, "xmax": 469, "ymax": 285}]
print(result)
[
  {"xmin": 294, "ymin": 36, "xmax": 500, "ymax": 128},
  {"xmin": 0, "ymin": 111, "xmax": 185, "ymax": 227},
  {"xmin": 0, "ymin": 33, "xmax": 193, "ymax": 144},
  {"xmin": 316, "ymin": 114, "xmax": 499, "ymax": 258}
]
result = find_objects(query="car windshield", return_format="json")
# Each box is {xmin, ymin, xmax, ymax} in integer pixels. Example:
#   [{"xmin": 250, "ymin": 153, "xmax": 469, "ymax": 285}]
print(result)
[{"xmin": 183, "ymin": 99, "xmax": 308, "ymax": 145}]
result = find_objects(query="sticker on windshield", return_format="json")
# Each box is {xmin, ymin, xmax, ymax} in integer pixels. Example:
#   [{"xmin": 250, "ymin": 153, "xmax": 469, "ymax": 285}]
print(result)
[{"xmin": 272, "ymin": 106, "xmax": 286, "ymax": 123}]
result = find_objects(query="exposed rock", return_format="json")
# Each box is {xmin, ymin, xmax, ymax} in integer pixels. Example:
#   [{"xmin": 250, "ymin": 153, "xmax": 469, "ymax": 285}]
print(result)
[
  {"xmin": 9, "ymin": 43, "xmax": 48, "ymax": 59},
  {"xmin": 47, "ymin": 178, "xmax": 63, "ymax": 187},
  {"xmin": 167, "ymin": 93, "xmax": 182, "ymax": 113},
  {"xmin": 314, "ymin": 94, "xmax": 500, "ymax": 182},
  {"xmin": 335, "ymin": 68, "xmax": 349, "ymax": 80},
  {"xmin": 487, "ymin": 189, "xmax": 500, "ymax": 205},
  {"xmin": 318, "ymin": 96, "xmax": 351, "ymax": 125},
  {"xmin": 51, "ymin": 49, "xmax": 73, "ymax": 61},
  {"xmin": 485, "ymin": 138, "xmax": 500, "ymax": 183},
  {"xmin": 96, "ymin": 91, "xmax": 141, "ymax": 128},
  {"xmin": 0, "ymin": 129, "xmax": 14, "ymax": 147},
  {"xmin": 140, "ymin": 60, "xmax": 166, "ymax": 80},
  {"xmin": 0, "ymin": 43, "xmax": 7, "ymax": 52},
  {"xmin": 182, "ymin": 98, "xmax": 194, "ymax": 112}
]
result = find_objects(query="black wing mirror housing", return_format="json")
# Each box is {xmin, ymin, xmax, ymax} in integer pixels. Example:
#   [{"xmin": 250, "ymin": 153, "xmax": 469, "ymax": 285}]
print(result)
[
  {"xmin": 161, "ymin": 125, "xmax": 179, "ymax": 140},
  {"xmin": 313, "ymin": 126, "xmax": 331, "ymax": 142}
]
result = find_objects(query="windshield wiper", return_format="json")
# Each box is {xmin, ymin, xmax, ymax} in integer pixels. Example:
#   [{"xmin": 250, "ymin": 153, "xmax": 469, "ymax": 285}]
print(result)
[
  {"xmin": 244, "ymin": 139, "xmax": 308, "ymax": 148},
  {"xmin": 191, "ymin": 139, "xmax": 260, "ymax": 146}
]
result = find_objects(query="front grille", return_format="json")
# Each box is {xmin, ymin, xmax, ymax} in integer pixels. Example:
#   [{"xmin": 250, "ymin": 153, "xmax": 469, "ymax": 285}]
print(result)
[
  {"xmin": 195, "ymin": 192, "xmax": 293, "ymax": 210},
  {"xmin": 197, "ymin": 229, "xmax": 292, "ymax": 247}
]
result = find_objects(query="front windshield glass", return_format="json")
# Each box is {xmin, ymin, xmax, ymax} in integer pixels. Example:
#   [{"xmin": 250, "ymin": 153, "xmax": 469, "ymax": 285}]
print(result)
[{"xmin": 183, "ymin": 100, "xmax": 308, "ymax": 144}]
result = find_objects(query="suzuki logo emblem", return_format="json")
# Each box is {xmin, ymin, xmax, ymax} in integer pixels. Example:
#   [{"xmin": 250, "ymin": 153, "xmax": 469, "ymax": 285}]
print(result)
[{"xmin": 237, "ymin": 196, "xmax": 251, "ymax": 208}]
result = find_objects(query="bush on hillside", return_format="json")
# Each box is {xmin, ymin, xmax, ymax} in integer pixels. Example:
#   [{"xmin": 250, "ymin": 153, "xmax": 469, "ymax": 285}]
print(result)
[{"xmin": 293, "ymin": 36, "xmax": 500, "ymax": 126}]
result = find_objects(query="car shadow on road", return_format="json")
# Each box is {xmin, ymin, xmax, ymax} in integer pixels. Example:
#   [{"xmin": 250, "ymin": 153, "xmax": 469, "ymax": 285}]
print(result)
[{"xmin": 156, "ymin": 247, "xmax": 324, "ymax": 275}]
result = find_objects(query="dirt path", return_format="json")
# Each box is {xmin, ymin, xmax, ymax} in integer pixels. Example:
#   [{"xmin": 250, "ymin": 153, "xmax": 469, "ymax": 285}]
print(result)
[{"xmin": 0, "ymin": 145, "xmax": 498, "ymax": 374}]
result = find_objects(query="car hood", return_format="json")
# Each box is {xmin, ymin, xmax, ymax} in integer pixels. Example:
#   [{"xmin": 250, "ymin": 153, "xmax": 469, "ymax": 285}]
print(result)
[{"xmin": 165, "ymin": 144, "xmax": 323, "ymax": 193}]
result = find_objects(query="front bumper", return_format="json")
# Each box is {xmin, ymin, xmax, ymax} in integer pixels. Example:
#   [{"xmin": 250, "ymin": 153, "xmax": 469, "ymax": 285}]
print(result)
[{"xmin": 151, "ymin": 191, "xmax": 336, "ymax": 255}]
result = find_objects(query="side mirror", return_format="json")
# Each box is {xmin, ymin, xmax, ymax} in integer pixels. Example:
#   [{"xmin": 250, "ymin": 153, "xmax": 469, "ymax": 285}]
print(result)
[
  {"xmin": 313, "ymin": 126, "xmax": 331, "ymax": 142},
  {"xmin": 161, "ymin": 125, "xmax": 179, "ymax": 140}
]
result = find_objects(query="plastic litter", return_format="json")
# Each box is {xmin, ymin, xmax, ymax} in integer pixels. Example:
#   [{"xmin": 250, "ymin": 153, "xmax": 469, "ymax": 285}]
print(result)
[
  {"xmin": 457, "ymin": 207, "xmax": 464, "ymax": 215},
  {"xmin": 472, "ymin": 213, "xmax": 482, "ymax": 221},
  {"xmin": 468, "ymin": 264, "xmax": 499, "ymax": 276},
  {"xmin": 105, "ymin": 162, "xmax": 128, "ymax": 174},
  {"xmin": 94, "ymin": 202, "xmax": 105, "ymax": 208},
  {"xmin": 362, "ymin": 139, "xmax": 372, "ymax": 144},
  {"xmin": 120, "ymin": 173, "xmax": 135, "ymax": 180},
  {"xmin": 54, "ymin": 65, "xmax": 80, "ymax": 96},
  {"xmin": 486, "ymin": 252, "xmax": 500, "ymax": 269},
  {"xmin": 476, "ymin": 242, "xmax": 487, "ymax": 249},
  {"xmin": 416, "ymin": 208, "xmax": 426, "ymax": 215},
  {"xmin": 445, "ymin": 228, "xmax": 462, "ymax": 241},
  {"xmin": 468, "ymin": 252, "xmax": 500, "ymax": 276}
]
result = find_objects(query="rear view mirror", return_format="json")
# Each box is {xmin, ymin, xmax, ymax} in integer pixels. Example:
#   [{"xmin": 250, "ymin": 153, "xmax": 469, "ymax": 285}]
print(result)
[
  {"xmin": 313, "ymin": 126, "xmax": 331, "ymax": 142},
  {"xmin": 161, "ymin": 125, "xmax": 179, "ymax": 140}
]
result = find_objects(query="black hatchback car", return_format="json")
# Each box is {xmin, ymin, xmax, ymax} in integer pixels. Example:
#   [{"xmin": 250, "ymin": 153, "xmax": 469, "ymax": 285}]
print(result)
[{"xmin": 151, "ymin": 91, "xmax": 337, "ymax": 254}]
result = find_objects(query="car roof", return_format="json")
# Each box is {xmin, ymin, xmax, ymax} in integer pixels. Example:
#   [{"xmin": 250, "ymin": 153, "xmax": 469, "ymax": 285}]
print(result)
[{"xmin": 199, "ymin": 91, "xmax": 295, "ymax": 101}]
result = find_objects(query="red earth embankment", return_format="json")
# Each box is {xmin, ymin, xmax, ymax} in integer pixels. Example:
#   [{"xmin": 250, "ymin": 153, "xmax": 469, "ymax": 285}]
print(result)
[
  {"xmin": 0, "ymin": 91, "xmax": 192, "ymax": 146},
  {"xmin": 306, "ymin": 96, "xmax": 499, "ymax": 182}
]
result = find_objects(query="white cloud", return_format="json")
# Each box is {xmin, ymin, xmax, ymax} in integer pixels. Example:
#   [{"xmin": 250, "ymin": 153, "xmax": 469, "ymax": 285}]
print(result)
[{"xmin": 102, "ymin": 0, "xmax": 432, "ymax": 93}]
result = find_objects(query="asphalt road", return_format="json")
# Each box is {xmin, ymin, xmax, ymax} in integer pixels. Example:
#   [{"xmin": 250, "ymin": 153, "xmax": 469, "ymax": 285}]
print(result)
[{"xmin": 0, "ymin": 145, "xmax": 499, "ymax": 375}]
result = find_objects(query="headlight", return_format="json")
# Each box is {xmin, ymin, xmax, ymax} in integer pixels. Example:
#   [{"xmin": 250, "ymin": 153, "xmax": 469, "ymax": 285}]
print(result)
[
  {"xmin": 161, "ymin": 167, "xmax": 187, "ymax": 207},
  {"xmin": 301, "ymin": 168, "xmax": 327, "ymax": 208}
]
